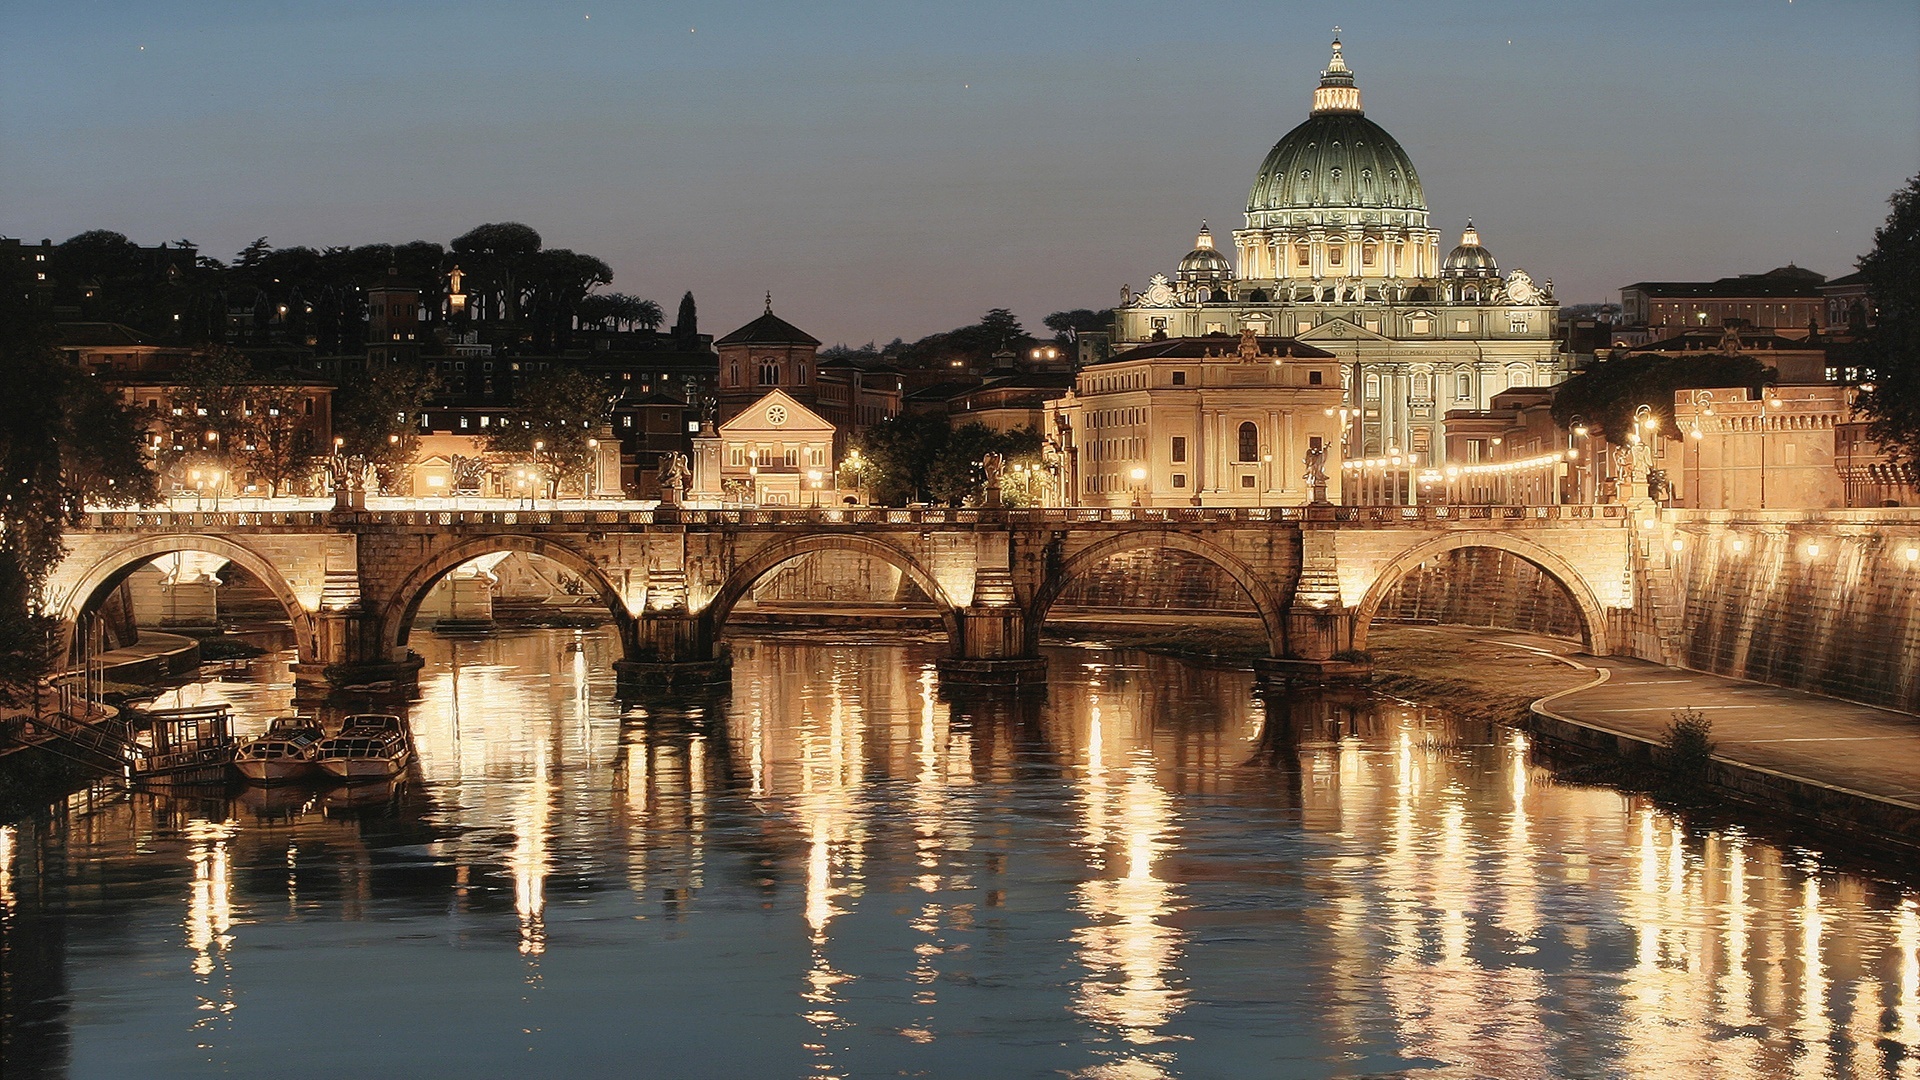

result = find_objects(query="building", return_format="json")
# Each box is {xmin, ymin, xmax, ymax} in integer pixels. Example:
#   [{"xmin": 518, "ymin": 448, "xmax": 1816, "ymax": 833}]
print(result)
[
  {"xmin": 944, "ymin": 371, "xmax": 1075, "ymax": 435},
  {"xmin": 815, "ymin": 357, "xmax": 904, "ymax": 431},
  {"xmin": 715, "ymin": 297, "xmax": 821, "ymax": 423},
  {"xmin": 1619, "ymin": 325, "xmax": 1832, "ymax": 384},
  {"xmin": 1045, "ymin": 330, "xmax": 1344, "ymax": 507},
  {"xmin": 54, "ymin": 322, "xmax": 193, "ymax": 374},
  {"xmin": 1109, "ymin": 36, "xmax": 1565, "ymax": 464},
  {"xmin": 691, "ymin": 390, "xmax": 836, "ymax": 506},
  {"xmin": 1670, "ymin": 385, "xmax": 1852, "ymax": 510},
  {"xmin": 1820, "ymin": 271, "xmax": 1876, "ymax": 335},
  {"xmin": 1620, "ymin": 265, "xmax": 1825, "ymax": 334}
]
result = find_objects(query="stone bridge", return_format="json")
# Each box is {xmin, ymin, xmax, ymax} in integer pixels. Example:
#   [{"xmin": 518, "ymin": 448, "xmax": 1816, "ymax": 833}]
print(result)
[{"xmin": 47, "ymin": 504, "xmax": 1639, "ymax": 693}]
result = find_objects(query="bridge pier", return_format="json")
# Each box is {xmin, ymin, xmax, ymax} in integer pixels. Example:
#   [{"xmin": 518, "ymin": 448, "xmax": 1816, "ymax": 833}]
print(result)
[
  {"xmin": 1254, "ymin": 608, "xmax": 1372, "ymax": 683},
  {"xmin": 935, "ymin": 606, "xmax": 1048, "ymax": 686},
  {"xmin": 290, "ymin": 606, "xmax": 424, "ymax": 699},
  {"xmin": 613, "ymin": 613, "xmax": 732, "ymax": 692}
]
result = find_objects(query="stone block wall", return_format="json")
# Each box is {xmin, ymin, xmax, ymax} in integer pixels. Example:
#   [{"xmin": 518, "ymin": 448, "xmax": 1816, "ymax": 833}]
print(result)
[
  {"xmin": 1373, "ymin": 548, "xmax": 1585, "ymax": 640},
  {"xmin": 1663, "ymin": 512, "xmax": 1920, "ymax": 711},
  {"xmin": 1051, "ymin": 549, "xmax": 1258, "ymax": 612}
]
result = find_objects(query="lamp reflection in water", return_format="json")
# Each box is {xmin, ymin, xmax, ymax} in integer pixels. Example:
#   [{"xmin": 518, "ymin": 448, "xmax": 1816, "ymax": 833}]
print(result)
[
  {"xmin": 0, "ymin": 824, "xmax": 14, "ymax": 913},
  {"xmin": 791, "ymin": 660, "xmax": 865, "ymax": 1074},
  {"xmin": 1070, "ymin": 669, "xmax": 1186, "ymax": 1074},
  {"xmin": 511, "ymin": 732, "xmax": 552, "ymax": 964},
  {"xmin": 184, "ymin": 818, "xmax": 240, "ymax": 1040}
]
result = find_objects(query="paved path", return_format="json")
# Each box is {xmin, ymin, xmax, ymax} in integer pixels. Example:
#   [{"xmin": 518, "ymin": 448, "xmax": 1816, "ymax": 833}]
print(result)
[{"xmin": 1451, "ymin": 629, "xmax": 1920, "ymax": 822}]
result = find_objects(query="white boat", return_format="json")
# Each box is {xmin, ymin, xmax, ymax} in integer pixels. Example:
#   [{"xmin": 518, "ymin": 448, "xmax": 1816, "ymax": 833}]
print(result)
[
  {"xmin": 315, "ymin": 714, "xmax": 411, "ymax": 782},
  {"xmin": 233, "ymin": 717, "xmax": 324, "ymax": 784}
]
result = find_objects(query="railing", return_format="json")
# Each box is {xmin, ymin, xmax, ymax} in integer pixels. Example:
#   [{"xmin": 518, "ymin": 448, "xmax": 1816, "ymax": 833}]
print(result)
[{"xmin": 76, "ymin": 503, "xmax": 1636, "ymax": 531}]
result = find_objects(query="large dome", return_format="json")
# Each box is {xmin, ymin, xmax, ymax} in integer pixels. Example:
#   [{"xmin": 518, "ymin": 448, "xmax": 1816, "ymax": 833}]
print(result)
[
  {"xmin": 1247, "ymin": 114, "xmax": 1426, "ymax": 214},
  {"xmin": 1245, "ymin": 37, "xmax": 1426, "ymax": 216}
]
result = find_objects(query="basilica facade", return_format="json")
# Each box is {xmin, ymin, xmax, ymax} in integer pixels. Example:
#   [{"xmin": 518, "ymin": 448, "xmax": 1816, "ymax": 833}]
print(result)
[{"xmin": 1110, "ymin": 37, "xmax": 1566, "ymax": 463}]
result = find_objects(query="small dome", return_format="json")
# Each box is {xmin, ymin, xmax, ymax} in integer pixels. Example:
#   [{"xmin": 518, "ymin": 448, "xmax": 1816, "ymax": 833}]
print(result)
[
  {"xmin": 1177, "ymin": 221, "xmax": 1232, "ymax": 280},
  {"xmin": 1442, "ymin": 221, "xmax": 1498, "ymax": 275}
]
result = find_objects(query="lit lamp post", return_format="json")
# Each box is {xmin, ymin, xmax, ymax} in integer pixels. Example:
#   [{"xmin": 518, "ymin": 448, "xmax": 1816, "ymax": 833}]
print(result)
[
  {"xmin": 1130, "ymin": 466, "xmax": 1147, "ymax": 508},
  {"xmin": 1569, "ymin": 415, "xmax": 1590, "ymax": 504},
  {"xmin": 586, "ymin": 438, "xmax": 599, "ymax": 502},
  {"xmin": 807, "ymin": 469, "xmax": 823, "ymax": 508},
  {"xmin": 1261, "ymin": 452, "xmax": 1273, "ymax": 506},
  {"xmin": 843, "ymin": 448, "xmax": 867, "ymax": 505}
]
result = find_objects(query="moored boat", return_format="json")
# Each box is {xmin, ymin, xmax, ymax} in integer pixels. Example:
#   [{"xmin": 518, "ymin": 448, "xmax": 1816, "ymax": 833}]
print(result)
[
  {"xmin": 129, "ymin": 705, "xmax": 238, "ymax": 787},
  {"xmin": 233, "ymin": 717, "xmax": 325, "ymax": 784},
  {"xmin": 315, "ymin": 713, "xmax": 411, "ymax": 782}
]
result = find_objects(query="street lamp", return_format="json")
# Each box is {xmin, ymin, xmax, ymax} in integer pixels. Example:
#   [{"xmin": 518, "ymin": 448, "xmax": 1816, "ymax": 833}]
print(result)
[
  {"xmin": 748, "ymin": 464, "xmax": 760, "ymax": 506},
  {"xmin": 807, "ymin": 468, "xmax": 823, "ymax": 508},
  {"xmin": 1130, "ymin": 466, "xmax": 1147, "ymax": 508}
]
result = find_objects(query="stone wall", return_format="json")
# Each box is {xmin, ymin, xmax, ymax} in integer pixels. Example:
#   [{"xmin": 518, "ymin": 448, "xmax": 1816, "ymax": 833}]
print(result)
[
  {"xmin": 1373, "ymin": 548, "xmax": 1585, "ymax": 640},
  {"xmin": 1051, "ymin": 549, "xmax": 1258, "ymax": 612},
  {"xmin": 1662, "ymin": 511, "xmax": 1920, "ymax": 712},
  {"xmin": 745, "ymin": 550, "xmax": 921, "ymax": 604}
]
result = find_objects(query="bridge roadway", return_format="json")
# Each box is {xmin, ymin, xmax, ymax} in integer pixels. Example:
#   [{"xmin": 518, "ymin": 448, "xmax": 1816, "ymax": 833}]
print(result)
[{"xmin": 47, "ymin": 503, "xmax": 1638, "ymax": 694}]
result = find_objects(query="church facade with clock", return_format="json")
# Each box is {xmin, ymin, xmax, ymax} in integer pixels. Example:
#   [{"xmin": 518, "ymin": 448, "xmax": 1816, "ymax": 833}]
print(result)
[{"xmin": 1109, "ymin": 35, "xmax": 1567, "ymax": 462}]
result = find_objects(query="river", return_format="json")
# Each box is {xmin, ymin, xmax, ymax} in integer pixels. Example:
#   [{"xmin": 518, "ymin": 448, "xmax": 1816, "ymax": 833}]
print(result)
[{"xmin": 3, "ymin": 627, "xmax": 1918, "ymax": 1079}]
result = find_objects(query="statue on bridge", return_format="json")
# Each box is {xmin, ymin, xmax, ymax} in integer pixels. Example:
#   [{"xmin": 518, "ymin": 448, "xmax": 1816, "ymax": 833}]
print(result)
[
  {"xmin": 980, "ymin": 452, "xmax": 1005, "ymax": 508},
  {"xmin": 657, "ymin": 451, "xmax": 691, "ymax": 505},
  {"xmin": 1304, "ymin": 443, "xmax": 1330, "ymax": 505}
]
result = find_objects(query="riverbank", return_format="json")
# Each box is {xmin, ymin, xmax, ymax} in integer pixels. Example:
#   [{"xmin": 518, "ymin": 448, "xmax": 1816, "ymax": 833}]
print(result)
[{"xmin": 1043, "ymin": 620, "xmax": 1592, "ymax": 728}]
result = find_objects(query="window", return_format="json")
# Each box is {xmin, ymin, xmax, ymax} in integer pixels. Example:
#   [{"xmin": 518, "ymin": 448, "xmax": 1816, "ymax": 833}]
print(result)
[
  {"xmin": 1412, "ymin": 372, "xmax": 1431, "ymax": 400},
  {"xmin": 1327, "ymin": 246, "xmax": 1343, "ymax": 267},
  {"xmin": 796, "ymin": 365, "xmax": 808, "ymax": 385},
  {"xmin": 1508, "ymin": 366, "xmax": 1532, "ymax": 388},
  {"xmin": 728, "ymin": 363, "xmax": 739, "ymax": 385},
  {"xmin": 784, "ymin": 449, "xmax": 798, "ymax": 468},
  {"xmin": 1309, "ymin": 370, "xmax": 1323, "ymax": 385},
  {"xmin": 1172, "ymin": 474, "xmax": 1187, "ymax": 488},
  {"xmin": 1457, "ymin": 373, "xmax": 1471, "ymax": 399},
  {"xmin": 1364, "ymin": 374, "xmax": 1381, "ymax": 399},
  {"xmin": 730, "ymin": 447, "xmax": 745, "ymax": 467},
  {"xmin": 1509, "ymin": 313, "xmax": 1530, "ymax": 333},
  {"xmin": 1172, "ymin": 436, "xmax": 1187, "ymax": 463},
  {"xmin": 1172, "ymin": 370, "xmax": 1186, "ymax": 386},
  {"xmin": 760, "ymin": 363, "xmax": 779, "ymax": 386},
  {"xmin": 1362, "ymin": 242, "xmax": 1377, "ymax": 266},
  {"xmin": 1455, "ymin": 319, "xmax": 1471, "ymax": 332},
  {"xmin": 1238, "ymin": 422, "xmax": 1259, "ymax": 462},
  {"xmin": 1241, "ymin": 475, "xmax": 1256, "ymax": 488},
  {"xmin": 1410, "ymin": 318, "xmax": 1431, "ymax": 334},
  {"xmin": 459, "ymin": 416, "xmax": 469, "ymax": 430},
  {"xmin": 1297, "ymin": 321, "xmax": 1313, "ymax": 334}
]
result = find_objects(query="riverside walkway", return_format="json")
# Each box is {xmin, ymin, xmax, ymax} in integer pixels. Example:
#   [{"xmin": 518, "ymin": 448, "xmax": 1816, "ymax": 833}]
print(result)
[{"xmin": 1512, "ymin": 634, "xmax": 1920, "ymax": 856}]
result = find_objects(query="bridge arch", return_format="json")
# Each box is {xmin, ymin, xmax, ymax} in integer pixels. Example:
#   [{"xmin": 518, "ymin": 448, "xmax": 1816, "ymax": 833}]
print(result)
[
  {"xmin": 1027, "ymin": 531, "xmax": 1288, "ymax": 656},
  {"xmin": 1351, "ymin": 531, "xmax": 1612, "ymax": 655},
  {"xmin": 701, "ymin": 533, "xmax": 963, "ymax": 653},
  {"xmin": 382, "ymin": 535, "xmax": 636, "ymax": 656},
  {"xmin": 54, "ymin": 534, "xmax": 320, "ymax": 665}
]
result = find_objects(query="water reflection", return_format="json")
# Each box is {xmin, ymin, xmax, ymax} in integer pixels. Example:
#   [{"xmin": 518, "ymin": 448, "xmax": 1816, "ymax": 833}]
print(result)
[{"xmin": 5, "ymin": 630, "xmax": 1920, "ymax": 1079}]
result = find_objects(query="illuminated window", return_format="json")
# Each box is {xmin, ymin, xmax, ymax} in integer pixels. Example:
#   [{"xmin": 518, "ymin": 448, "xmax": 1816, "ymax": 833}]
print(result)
[
  {"xmin": 1364, "ymin": 374, "xmax": 1381, "ymax": 399},
  {"xmin": 1410, "ymin": 318, "xmax": 1431, "ymax": 334},
  {"xmin": 729, "ymin": 447, "xmax": 745, "ymax": 467},
  {"xmin": 1455, "ymin": 319, "xmax": 1471, "ymax": 332},
  {"xmin": 1412, "ymin": 372, "xmax": 1431, "ymax": 399},
  {"xmin": 1509, "ymin": 313, "xmax": 1529, "ymax": 333}
]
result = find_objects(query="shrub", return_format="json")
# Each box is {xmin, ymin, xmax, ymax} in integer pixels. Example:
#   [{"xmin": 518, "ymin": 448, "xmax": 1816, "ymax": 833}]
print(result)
[{"xmin": 1662, "ymin": 707, "xmax": 1715, "ymax": 780}]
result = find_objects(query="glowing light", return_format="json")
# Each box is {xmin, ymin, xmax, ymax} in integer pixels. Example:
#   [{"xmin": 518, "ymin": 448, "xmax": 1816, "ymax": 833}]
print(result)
[
  {"xmin": 1807, "ymin": 543, "xmax": 1822, "ymax": 557},
  {"xmin": 1907, "ymin": 548, "xmax": 1919, "ymax": 563},
  {"xmin": 1670, "ymin": 538, "xmax": 1685, "ymax": 553}
]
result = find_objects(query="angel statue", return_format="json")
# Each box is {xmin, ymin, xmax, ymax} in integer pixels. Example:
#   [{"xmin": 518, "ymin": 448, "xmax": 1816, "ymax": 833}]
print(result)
[
  {"xmin": 981, "ymin": 452, "xmax": 1005, "ymax": 485},
  {"xmin": 656, "ymin": 451, "xmax": 691, "ymax": 503}
]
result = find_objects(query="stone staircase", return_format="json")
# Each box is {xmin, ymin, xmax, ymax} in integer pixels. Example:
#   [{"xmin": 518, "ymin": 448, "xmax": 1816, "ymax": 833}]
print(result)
[{"xmin": 1633, "ymin": 532, "xmax": 1689, "ymax": 668}]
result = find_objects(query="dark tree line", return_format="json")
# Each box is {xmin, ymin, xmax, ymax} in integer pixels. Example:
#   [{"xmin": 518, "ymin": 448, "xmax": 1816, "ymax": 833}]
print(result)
[
  {"xmin": 35, "ymin": 223, "xmax": 639, "ymax": 355},
  {"xmin": 1857, "ymin": 175, "xmax": 1920, "ymax": 465}
]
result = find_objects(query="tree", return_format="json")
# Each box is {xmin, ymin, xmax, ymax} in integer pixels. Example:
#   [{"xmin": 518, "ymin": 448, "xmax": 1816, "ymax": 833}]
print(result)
[
  {"xmin": 674, "ymin": 291, "xmax": 698, "ymax": 337},
  {"xmin": 526, "ymin": 248, "xmax": 612, "ymax": 351},
  {"xmin": 163, "ymin": 347, "xmax": 255, "ymax": 483},
  {"xmin": 334, "ymin": 362, "xmax": 437, "ymax": 493},
  {"xmin": 483, "ymin": 367, "xmax": 611, "ymax": 499},
  {"xmin": 1550, "ymin": 353, "xmax": 1777, "ymax": 444},
  {"xmin": 1043, "ymin": 308, "xmax": 1113, "ymax": 338},
  {"xmin": 0, "ymin": 270, "xmax": 158, "ymax": 703},
  {"xmin": 243, "ymin": 382, "xmax": 318, "ymax": 497},
  {"xmin": 925, "ymin": 423, "xmax": 1043, "ymax": 506},
  {"xmin": 451, "ymin": 222, "xmax": 542, "ymax": 324},
  {"xmin": 847, "ymin": 413, "xmax": 945, "ymax": 505},
  {"xmin": 1856, "ymin": 175, "xmax": 1920, "ymax": 465}
]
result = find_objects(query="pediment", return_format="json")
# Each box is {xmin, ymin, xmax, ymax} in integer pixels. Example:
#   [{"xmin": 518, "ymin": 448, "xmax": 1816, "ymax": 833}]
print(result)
[
  {"xmin": 1295, "ymin": 317, "xmax": 1394, "ymax": 343},
  {"xmin": 718, "ymin": 389, "xmax": 837, "ymax": 435}
]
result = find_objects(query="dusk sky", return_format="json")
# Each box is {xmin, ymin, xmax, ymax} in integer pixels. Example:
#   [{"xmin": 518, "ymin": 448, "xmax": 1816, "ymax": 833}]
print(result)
[{"xmin": 4, "ymin": 1, "xmax": 1917, "ymax": 346}]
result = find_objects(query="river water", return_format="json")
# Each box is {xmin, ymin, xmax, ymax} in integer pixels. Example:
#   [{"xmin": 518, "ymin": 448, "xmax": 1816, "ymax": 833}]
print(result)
[{"xmin": 4, "ymin": 628, "xmax": 1919, "ymax": 1079}]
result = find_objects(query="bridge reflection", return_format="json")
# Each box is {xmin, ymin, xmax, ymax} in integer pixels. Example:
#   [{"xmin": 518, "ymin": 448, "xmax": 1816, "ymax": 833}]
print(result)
[{"xmin": 5, "ymin": 633, "xmax": 1920, "ymax": 1076}]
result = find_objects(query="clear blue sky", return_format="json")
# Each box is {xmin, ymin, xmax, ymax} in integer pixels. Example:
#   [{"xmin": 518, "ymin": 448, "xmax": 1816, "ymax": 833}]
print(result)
[{"xmin": 3, "ymin": 1, "xmax": 1917, "ymax": 345}]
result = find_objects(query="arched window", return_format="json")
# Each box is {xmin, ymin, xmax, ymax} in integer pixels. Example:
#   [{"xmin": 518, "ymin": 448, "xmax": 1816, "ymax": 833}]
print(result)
[
  {"xmin": 760, "ymin": 362, "xmax": 779, "ymax": 386},
  {"xmin": 1364, "ymin": 373, "xmax": 1381, "ymax": 399},
  {"xmin": 1507, "ymin": 365, "xmax": 1532, "ymax": 388},
  {"xmin": 1296, "ymin": 242, "xmax": 1310, "ymax": 267},
  {"xmin": 1238, "ymin": 422, "xmax": 1259, "ymax": 462},
  {"xmin": 728, "ymin": 363, "xmax": 739, "ymax": 386},
  {"xmin": 1412, "ymin": 372, "xmax": 1431, "ymax": 400}
]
